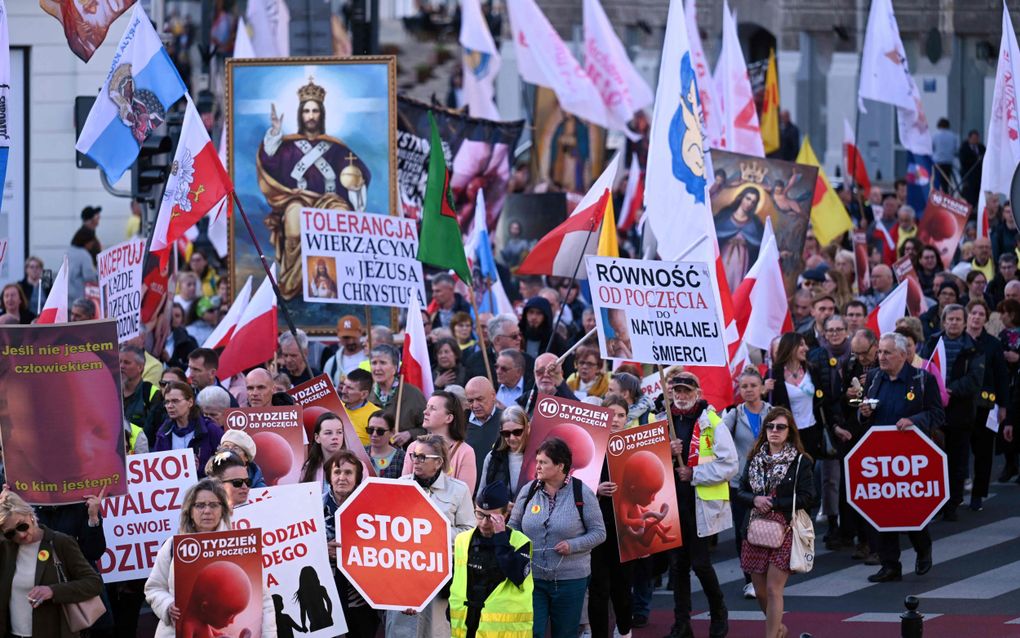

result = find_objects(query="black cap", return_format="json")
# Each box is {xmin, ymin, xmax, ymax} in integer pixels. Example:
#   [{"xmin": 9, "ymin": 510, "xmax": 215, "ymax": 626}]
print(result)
[
  {"xmin": 476, "ymin": 482, "xmax": 511, "ymax": 510},
  {"xmin": 669, "ymin": 371, "xmax": 700, "ymax": 390},
  {"xmin": 81, "ymin": 206, "xmax": 101, "ymax": 221},
  {"xmin": 802, "ymin": 265, "xmax": 828, "ymax": 282}
]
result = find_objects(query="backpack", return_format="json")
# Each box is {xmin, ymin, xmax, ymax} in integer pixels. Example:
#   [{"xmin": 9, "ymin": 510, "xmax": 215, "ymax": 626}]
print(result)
[{"xmin": 522, "ymin": 477, "xmax": 586, "ymax": 532}]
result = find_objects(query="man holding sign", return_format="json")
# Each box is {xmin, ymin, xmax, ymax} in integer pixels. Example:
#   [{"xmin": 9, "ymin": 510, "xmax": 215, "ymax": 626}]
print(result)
[{"xmin": 858, "ymin": 332, "xmax": 945, "ymax": 583}]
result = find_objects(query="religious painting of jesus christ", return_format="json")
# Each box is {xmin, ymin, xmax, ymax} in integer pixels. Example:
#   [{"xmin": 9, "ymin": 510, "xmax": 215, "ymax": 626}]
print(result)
[{"xmin": 227, "ymin": 57, "xmax": 396, "ymax": 335}]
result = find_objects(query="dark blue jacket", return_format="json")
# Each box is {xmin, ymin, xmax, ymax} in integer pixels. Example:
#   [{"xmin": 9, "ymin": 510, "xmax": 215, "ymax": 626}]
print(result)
[
  {"xmin": 860, "ymin": 364, "xmax": 945, "ymax": 434},
  {"xmin": 152, "ymin": 415, "xmax": 224, "ymax": 478}
]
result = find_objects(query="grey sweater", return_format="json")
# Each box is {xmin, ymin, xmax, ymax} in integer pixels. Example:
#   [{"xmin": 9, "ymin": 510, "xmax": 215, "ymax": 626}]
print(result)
[{"xmin": 508, "ymin": 477, "xmax": 606, "ymax": 582}]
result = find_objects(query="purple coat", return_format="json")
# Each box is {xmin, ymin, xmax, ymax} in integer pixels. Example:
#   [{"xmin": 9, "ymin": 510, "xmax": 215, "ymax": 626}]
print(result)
[{"xmin": 152, "ymin": 414, "xmax": 224, "ymax": 478}]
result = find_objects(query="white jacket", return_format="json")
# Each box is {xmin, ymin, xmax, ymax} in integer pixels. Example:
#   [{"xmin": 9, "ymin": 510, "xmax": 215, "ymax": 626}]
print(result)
[
  {"xmin": 144, "ymin": 527, "xmax": 278, "ymax": 638},
  {"xmin": 691, "ymin": 408, "xmax": 739, "ymax": 537}
]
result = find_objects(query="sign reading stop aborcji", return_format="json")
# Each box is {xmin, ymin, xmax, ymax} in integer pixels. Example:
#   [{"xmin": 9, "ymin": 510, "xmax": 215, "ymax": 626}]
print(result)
[
  {"xmin": 335, "ymin": 478, "xmax": 452, "ymax": 611},
  {"xmin": 844, "ymin": 426, "xmax": 949, "ymax": 532}
]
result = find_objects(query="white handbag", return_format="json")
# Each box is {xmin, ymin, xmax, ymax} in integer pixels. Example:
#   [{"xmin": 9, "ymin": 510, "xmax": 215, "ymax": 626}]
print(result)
[{"xmin": 788, "ymin": 455, "xmax": 815, "ymax": 573}]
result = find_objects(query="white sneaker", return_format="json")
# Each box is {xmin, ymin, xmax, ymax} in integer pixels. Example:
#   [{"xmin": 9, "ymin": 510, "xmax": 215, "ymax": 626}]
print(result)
[
  {"xmin": 579, "ymin": 625, "xmax": 592, "ymax": 638},
  {"xmin": 743, "ymin": 582, "xmax": 756, "ymax": 599}
]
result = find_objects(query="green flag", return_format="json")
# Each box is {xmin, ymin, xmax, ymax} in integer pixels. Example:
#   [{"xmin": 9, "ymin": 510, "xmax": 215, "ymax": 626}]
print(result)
[{"xmin": 418, "ymin": 112, "xmax": 472, "ymax": 285}]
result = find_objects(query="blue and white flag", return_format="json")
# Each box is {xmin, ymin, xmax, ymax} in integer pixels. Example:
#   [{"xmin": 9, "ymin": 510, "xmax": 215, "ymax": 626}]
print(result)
[
  {"xmin": 0, "ymin": 0, "xmax": 10, "ymax": 206},
  {"xmin": 75, "ymin": 3, "xmax": 187, "ymax": 182},
  {"xmin": 465, "ymin": 190, "xmax": 514, "ymax": 315}
]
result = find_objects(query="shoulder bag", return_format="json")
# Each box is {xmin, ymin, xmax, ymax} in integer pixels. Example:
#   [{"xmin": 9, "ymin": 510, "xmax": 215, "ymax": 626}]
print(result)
[
  {"xmin": 789, "ymin": 455, "xmax": 816, "ymax": 573},
  {"xmin": 52, "ymin": 541, "xmax": 107, "ymax": 632}
]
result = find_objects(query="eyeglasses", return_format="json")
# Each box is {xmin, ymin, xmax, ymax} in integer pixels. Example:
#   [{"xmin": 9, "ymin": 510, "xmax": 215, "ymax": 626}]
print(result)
[
  {"xmin": 500, "ymin": 428, "xmax": 525, "ymax": 438},
  {"xmin": 577, "ymin": 360, "xmax": 598, "ymax": 368},
  {"xmin": 225, "ymin": 478, "xmax": 252, "ymax": 489},
  {"xmin": 2, "ymin": 522, "xmax": 29, "ymax": 539},
  {"xmin": 193, "ymin": 502, "xmax": 223, "ymax": 511},
  {"xmin": 825, "ymin": 327, "xmax": 847, "ymax": 333},
  {"xmin": 765, "ymin": 422, "xmax": 789, "ymax": 432},
  {"xmin": 500, "ymin": 332, "xmax": 521, "ymax": 340},
  {"xmin": 366, "ymin": 427, "xmax": 390, "ymax": 436},
  {"xmin": 410, "ymin": 453, "xmax": 442, "ymax": 463},
  {"xmin": 473, "ymin": 510, "xmax": 494, "ymax": 521}
]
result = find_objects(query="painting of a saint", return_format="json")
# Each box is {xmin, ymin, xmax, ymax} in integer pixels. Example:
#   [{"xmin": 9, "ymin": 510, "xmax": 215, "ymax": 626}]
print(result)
[
  {"xmin": 228, "ymin": 58, "xmax": 396, "ymax": 335},
  {"xmin": 709, "ymin": 151, "xmax": 819, "ymax": 295},
  {"xmin": 715, "ymin": 186, "xmax": 765, "ymax": 291}
]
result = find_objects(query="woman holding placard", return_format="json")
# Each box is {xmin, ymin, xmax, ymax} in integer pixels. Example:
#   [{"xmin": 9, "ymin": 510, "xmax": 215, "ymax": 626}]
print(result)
[
  {"xmin": 0, "ymin": 490, "xmax": 103, "ymax": 638},
  {"xmin": 323, "ymin": 450, "xmax": 380, "ymax": 637},
  {"xmin": 735, "ymin": 407, "xmax": 815, "ymax": 638},
  {"xmin": 144, "ymin": 479, "xmax": 277, "ymax": 638},
  {"xmin": 509, "ymin": 437, "xmax": 606, "ymax": 638}
]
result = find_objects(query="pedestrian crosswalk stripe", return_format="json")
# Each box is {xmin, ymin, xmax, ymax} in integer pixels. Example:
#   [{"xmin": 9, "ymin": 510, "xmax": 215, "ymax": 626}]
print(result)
[
  {"xmin": 692, "ymin": 611, "xmax": 767, "ymax": 621},
  {"xmin": 917, "ymin": 559, "xmax": 1020, "ymax": 599},
  {"xmin": 844, "ymin": 612, "xmax": 943, "ymax": 622},
  {"xmin": 784, "ymin": 517, "xmax": 1020, "ymax": 597}
]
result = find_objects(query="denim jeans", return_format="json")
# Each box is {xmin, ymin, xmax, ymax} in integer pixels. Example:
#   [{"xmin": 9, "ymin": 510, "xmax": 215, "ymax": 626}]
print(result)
[{"xmin": 533, "ymin": 577, "xmax": 589, "ymax": 638}]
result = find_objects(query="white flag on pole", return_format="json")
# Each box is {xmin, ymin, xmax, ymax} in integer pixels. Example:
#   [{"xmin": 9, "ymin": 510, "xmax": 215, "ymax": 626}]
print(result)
[
  {"xmin": 508, "ymin": 0, "xmax": 610, "ymax": 128},
  {"xmin": 583, "ymin": 0, "xmax": 653, "ymax": 133},
  {"xmin": 716, "ymin": 1, "xmax": 764, "ymax": 156},
  {"xmin": 978, "ymin": 3, "xmax": 1020, "ymax": 217},
  {"xmin": 858, "ymin": 0, "xmax": 931, "ymax": 155},
  {"xmin": 459, "ymin": 0, "xmax": 501, "ymax": 120},
  {"xmin": 684, "ymin": 0, "xmax": 722, "ymax": 149}
]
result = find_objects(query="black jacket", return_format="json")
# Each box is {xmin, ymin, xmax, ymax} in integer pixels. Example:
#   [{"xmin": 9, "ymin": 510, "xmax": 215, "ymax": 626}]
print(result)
[
  {"xmin": 466, "ymin": 407, "xmax": 503, "ymax": 479},
  {"xmin": 971, "ymin": 330, "xmax": 1010, "ymax": 412},
  {"xmin": 860, "ymin": 365, "xmax": 945, "ymax": 435},
  {"xmin": 430, "ymin": 293, "xmax": 472, "ymax": 330},
  {"xmin": 921, "ymin": 333, "xmax": 986, "ymax": 429},
  {"xmin": 517, "ymin": 382, "xmax": 578, "ymax": 416},
  {"xmin": 736, "ymin": 453, "xmax": 816, "ymax": 527},
  {"xmin": 768, "ymin": 361, "xmax": 837, "ymax": 458}
]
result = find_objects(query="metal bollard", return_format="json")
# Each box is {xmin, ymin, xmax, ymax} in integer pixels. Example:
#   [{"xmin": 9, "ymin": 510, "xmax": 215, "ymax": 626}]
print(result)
[{"xmin": 901, "ymin": 595, "xmax": 923, "ymax": 638}]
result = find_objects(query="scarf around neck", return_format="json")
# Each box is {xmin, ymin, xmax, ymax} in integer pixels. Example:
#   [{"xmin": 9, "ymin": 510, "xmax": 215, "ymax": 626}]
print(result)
[{"xmin": 748, "ymin": 444, "xmax": 798, "ymax": 495}]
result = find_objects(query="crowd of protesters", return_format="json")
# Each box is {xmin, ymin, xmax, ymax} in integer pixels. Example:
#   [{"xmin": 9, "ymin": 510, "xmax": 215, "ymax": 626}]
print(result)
[{"xmin": 2, "ymin": 158, "xmax": 1019, "ymax": 638}]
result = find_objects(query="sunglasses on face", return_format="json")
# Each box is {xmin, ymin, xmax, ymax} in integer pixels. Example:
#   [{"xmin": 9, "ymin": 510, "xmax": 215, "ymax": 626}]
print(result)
[
  {"xmin": 366, "ymin": 427, "xmax": 390, "ymax": 436},
  {"xmin": 765, "ymin": 422, "xmax": 789, "ymax": 432},
  {"xmin": 225, "ymin": 478, "xmax": 252, "ymax": 489},
  {"xmin": 3, "ymin": 522, "xmax": 29, "ymax": 539},
  {"xmin": 500, "ymin": 428, "xmax": 525, "ymax": 438},
  {"xmin": 410, "ymin": 453, "xmax": 442, "ymax": 463}
]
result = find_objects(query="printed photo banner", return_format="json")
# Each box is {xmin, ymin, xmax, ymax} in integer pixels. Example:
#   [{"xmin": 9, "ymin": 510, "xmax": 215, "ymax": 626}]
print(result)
[
  {"xmin": 98, "ymin": 450, "xmax": 195, "ymax": 583},
  {"xmin": 98, "ymin": 238, "xmax": 146, "ymax": 343},
  {"xmin": 517, "ymin": 394, "xmax": 612, "ymax": 493},
  {"xmin": 223, "ymin": 406, "xmax": 306, "ymax": 486},
  {"xmin": 586, "ymin": 256, "xmax": 726, "ymax": 367},
  {"xmin": 288, "ymin": 374, "xmax": 377, "ymax": 477},
  {"xmin": 396, "ymin": 95, "xmax": 524, "ymax": 229},
  {"xmin": 0, "ymin": 320, "xmax": 127, "ymax": 504},
  {"xmin": 607, "ymin": 420, "xmax": 683, "ymax": 562},
  {"xmin": 234, "ymin": 483, "xmax": 348, "ymax": 637},
  {"xmin": 299, "ymin": 207, "xmax": 426, "ymax": 307},
  {"xmin": 919, "ymin": 190, "xmax": 970, "ymax": 271},
  {"xmin": 173, "ymin": 528, "xmax": 263, "ymax": 638},
  {"xmin": 852, "ymin": 230, "xmax": 871, "ymax": 294}
]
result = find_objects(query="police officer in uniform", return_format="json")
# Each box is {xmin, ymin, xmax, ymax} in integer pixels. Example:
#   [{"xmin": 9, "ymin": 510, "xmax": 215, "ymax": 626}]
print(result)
[{"xmin": 449, "ymin": 482, "xmax": 533, "ymax": 638}]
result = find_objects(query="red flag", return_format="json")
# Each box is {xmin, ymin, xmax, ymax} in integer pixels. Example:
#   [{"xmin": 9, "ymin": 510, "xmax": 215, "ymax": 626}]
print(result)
[
  {"xmin": 37, "ymin": 256, "xmax": 69, "ymax": 324},
  {"xmin": 401, "ymin": 293, "xmax": 434, "ymax": 397},
  {"xmin": 733, "ymin": 236, "xmax": 792, "ymax": 350},
  {"xmin": 218, "ymin": 267, "xmax": 278, "ymax": 380},
  {"xmin": 150, "ymin": 99, "xmax": 233, "ymax": 268}
]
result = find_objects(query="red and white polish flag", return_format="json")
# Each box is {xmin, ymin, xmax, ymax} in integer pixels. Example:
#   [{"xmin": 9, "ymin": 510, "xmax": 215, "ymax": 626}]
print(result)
[
  {"xmin": 37, "ymin": 256, "xmax": 69, "ymax": 324},
  {"xmin": 866, "ymin": 280, "xmax": 909, "ymax": 336},
  {"xmin": 921, "ymin": 336, "xmax": 950, "ymax": 406},
  {"xmin": 733, "ymin": 235, "xmax": 792, "ymax": 351},
  {"xmin": 203, "ymin": 276, "xmax": 252, "ymax": 350},
  {"xmin": 402, "ymin": 292, "xmax": 434, "ymax": 397},
  {"xmin": 218, "ymin": 266, "xmax": 278, "ymax": 381}
]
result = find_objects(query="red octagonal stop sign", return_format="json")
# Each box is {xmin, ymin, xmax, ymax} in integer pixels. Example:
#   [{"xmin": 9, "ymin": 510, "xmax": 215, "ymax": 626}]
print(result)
[
  {"xmin": 844, "ymin": 426, "xmax": 949, "ymax": 531},
  {"xmin": 336, "ymin": 478, "xmax": 451, "ymax": 611}
]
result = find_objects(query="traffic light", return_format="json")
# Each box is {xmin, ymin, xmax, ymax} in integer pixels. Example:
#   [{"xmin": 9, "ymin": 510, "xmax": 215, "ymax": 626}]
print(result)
[{"xmin": 131, "ymin": 134, "xmax": 172, "ymax": 205}]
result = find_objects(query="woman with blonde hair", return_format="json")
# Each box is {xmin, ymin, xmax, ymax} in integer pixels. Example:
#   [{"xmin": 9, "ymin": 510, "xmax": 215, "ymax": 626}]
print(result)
[
  {"xmin": 478, "ymin": 405, "xmax": 530, "ymax": 500},
  {"xmin": 145, "ymin": 479, "xmax": 276, "ymax": 637},
  {"xmin": 735, "ymin": 407, "xmax": 815, "ymax": 638},
  {"xmin": 0, "ymin": 490, "xmax": 102, "ymax": 638}
]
